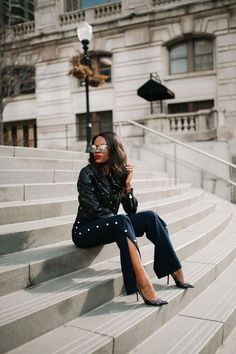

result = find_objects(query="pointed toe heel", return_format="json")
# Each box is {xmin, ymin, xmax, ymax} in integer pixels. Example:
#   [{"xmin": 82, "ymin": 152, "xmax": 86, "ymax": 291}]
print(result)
[
  {"xmin": 148, "ymin": 298, "xmax": 168, "ymax": 306},
  {"xmin": 136, "ymin": 284, "xmax": 168, "ymax": 307},
  {"xmin": 168, "ymin": 273, "xmax": 194, "ymax": 289}
]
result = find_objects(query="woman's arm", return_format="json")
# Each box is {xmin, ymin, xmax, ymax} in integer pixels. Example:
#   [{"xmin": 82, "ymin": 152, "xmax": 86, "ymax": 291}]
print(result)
[
  {"xmin": 121, "ymin": 163, "xmax": 138, "ymax": 215},
  {"xmin": 121, "ymin": 190, "xmax": 138, "ymax": 215},
  {"xmin": 124, "ymin": 163, "xmax": 134, "ymax": 193}
]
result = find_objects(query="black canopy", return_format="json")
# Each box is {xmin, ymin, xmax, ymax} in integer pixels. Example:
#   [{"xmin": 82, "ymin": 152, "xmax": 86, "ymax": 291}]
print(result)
[{"xmin": 137, "ymin": 78, "xmax": 175, "ymax": 102}]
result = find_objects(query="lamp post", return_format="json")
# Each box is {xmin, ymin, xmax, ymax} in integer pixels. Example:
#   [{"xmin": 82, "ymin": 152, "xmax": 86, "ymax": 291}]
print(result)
[{"xmin": 77, "ymin": 22, "xmax": 93, "ymax": 152}]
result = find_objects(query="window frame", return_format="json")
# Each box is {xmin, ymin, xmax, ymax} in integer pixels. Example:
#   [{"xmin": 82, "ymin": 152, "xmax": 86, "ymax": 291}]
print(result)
[
  {"xmin": 168, "ymin": 36, "xmax": 214, "ymax": 75},
  {"xmin": 3, "ymin": 119, "xmax": 37, "ymax": 147},
  {"xmin": 168, "ymin": 100, "xmax": 214, "ymax": 114},
  {"xmin": 76, "ymin": 111, "xmax": 113, "ymax": 141},
  {"xmin": 2, "ymin": 65, "xmax": 35, "ymax": 98}
]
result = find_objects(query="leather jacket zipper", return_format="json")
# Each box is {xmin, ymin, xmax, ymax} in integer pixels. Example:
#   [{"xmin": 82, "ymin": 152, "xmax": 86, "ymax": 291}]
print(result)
[{"xmin": 98, "ymin": 182, "xmax": 110, "ymax": 195}]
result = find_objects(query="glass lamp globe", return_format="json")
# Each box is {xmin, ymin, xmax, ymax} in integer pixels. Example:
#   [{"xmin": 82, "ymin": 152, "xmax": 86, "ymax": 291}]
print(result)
[{"xmin": 77, "ymin": 22, "xmax": 93, "ymax": 42}]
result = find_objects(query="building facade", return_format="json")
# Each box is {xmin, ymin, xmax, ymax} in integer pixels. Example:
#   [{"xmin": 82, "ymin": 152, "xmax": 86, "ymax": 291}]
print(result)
[{"xmin": 2, "ymin": 0, "xmax": 236, "ymax": 154}]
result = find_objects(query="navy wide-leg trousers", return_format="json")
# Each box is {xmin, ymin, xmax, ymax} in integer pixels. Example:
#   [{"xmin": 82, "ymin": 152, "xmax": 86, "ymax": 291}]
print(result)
[{"xmin": 72, "ymin": 211, "xmax": 181, "ymax": 295}]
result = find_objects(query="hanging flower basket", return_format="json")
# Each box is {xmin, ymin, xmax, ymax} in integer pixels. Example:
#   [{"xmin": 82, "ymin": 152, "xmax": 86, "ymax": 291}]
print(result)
[{"xmin": 68, "ymin": 54, "xmax": 109, "ymax": 86}]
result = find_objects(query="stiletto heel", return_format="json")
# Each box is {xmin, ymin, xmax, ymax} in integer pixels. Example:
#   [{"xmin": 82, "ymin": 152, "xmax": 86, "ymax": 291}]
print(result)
[
  {"xmin": 167, "ymin": 275, "xmax": 170, "ymax": 285},
  {"xmin": 136, "ymin": 292, "xmax": 139, "ymax": 302},
  {"xmin": 170, "ymin": 272, "xmax": 194, "ymax": 289},
  {"xmin": 136, "ymin": 284, "xmax": 168, "ymax": 307}
]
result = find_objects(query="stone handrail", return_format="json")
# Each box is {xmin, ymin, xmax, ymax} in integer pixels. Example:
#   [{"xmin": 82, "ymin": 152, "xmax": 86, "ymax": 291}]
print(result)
[{"xmin": 124, "ymin": 120, "xmax": 236, "ymax": 195}]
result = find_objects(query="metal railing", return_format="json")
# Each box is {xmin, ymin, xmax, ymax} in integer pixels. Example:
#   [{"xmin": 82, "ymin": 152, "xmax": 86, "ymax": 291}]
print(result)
[{"xmin": 124, "ymin": 120, "xmax": 236, "ymax": 202}]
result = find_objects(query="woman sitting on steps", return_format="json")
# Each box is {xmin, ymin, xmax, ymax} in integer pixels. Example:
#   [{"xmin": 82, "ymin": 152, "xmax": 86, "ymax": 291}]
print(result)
[{"xmin": 72, "ymin": 131, "xmax": 194, "ymax": 306}]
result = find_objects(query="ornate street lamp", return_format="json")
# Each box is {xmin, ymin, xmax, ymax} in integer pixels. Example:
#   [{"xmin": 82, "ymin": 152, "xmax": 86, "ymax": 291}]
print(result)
[{"xmin": 77, "ymin": 22, "xmax": 93, "ymax": 152}]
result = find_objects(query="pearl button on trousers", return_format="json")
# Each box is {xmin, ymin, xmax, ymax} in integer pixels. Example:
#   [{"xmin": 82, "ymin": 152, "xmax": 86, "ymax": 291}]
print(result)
[{"xmin": 72, "ymin": 210, "xmax": 181, "ymax": 295}]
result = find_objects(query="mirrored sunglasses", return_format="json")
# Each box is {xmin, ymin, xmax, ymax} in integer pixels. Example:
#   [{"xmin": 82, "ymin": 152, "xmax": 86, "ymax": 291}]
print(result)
[{"xmin": 89, "ymin": 144, "xmax": 108, "ymax": 153}]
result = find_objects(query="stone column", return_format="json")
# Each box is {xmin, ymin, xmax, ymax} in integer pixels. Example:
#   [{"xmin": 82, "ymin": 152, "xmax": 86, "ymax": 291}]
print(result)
[
  {"xmin": 35, "ymin": 0, "xmax": 60, "ymax": 34},
  {"xmin": 17, "ymin": 126, "xmax": 24, "ymax": 146}
]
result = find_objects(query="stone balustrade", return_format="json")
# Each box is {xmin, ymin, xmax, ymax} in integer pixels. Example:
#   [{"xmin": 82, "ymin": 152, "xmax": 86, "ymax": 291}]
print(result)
[
  {"xmin": 12, "ymin": 21, "xmax": 35, "ymax": 37},
  {"xmin": 60, "ymin": 10, "xmax": 85, "ymax": 26},
  {"xmin": 115, "ymin": 109, "xmax": 218, "ymax": 143},
  {"xmin": 7, "ymin": 1, "xmax": 192, "ymax": 33},
  {"xmin": 60, "ymin": 1, "xmax": 121, "ymax": 26},
  {"xmin": 94, "ymin": 2, "xmax": 122, "ymax": 18},
  {"xmin": 2, "ymin": 21, "xmax": 35, "ymax": 43},
  {"xmin": 169, "ymin": 113, "xmax": 196, "ymax": 132}
]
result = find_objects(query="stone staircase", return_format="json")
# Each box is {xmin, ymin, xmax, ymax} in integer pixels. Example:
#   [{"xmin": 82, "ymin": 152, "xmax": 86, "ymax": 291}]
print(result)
[{"xmin": 0, "ymin": 145, "xmax": 236, "ymax": 354}]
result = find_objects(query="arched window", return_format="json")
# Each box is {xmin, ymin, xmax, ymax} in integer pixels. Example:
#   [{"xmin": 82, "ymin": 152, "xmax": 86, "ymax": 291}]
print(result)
[{"xmin": 169, "ymin": 38, "xmax": 213, "ymax": 75}]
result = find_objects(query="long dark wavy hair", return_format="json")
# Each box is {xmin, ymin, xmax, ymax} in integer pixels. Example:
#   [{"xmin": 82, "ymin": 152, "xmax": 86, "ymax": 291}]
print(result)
[{"xmin": 89, "ymin": 131, "xmax": 128, "ymax": 187}]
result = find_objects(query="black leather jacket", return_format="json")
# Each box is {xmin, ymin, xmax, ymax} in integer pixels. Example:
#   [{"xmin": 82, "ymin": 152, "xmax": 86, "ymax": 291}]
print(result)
[{"xmin": 76, "ymin": 164, "xmax": 138, "ymax": 222}]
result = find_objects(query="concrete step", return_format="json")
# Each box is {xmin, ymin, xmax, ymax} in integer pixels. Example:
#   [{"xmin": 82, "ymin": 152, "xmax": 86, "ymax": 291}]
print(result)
[
  {"xmin": 0, "ymin": 184, "xmax": 191, "ymax": 225},
  {"xmin": 216, "ymin": 325, "xmax": 236, "ymax": 354},
  {"xmin": 0, "ymin": 196, "xmax": 223, "ymax": 296},
  {"xmin": 0, "ymin": 169, "xmax": 169, "ymax": 184},
  {"xmin": 0, "ymin": 154, "xmax": 165, "ymax": 172},
  {"xmin": 0, "ymin": 145, "xmax": 159, "ymax": 169},
  {"xmin": 0, "ymin": 197, "xmax": 77, "ymax": 226},
  {"xmin": 130, "ymin": 228, "xmax": 236, "ymax": 354},
  {"xmin": 0, "ymin": 145, "xmax": 88, "ymax": 160},
  {"xmin": 0, "ymin": 178, "xmax": 175, "ymax": 202},
  {"xmin": 0, "ymin": 188, "xmax": 204, "ymax": 255},
  {"xmin": 0, "ymin": 156, "xmax": 87, "ymax": 171},
  {"xmin": 3, "ymin": 202, "xmax": 235, "ymax": 354}
]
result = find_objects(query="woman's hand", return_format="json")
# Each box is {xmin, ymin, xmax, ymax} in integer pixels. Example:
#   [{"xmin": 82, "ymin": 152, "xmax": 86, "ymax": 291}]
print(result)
[{"xmin": 125, "ymin": 163, "xmax": 134, "ymax": 192}]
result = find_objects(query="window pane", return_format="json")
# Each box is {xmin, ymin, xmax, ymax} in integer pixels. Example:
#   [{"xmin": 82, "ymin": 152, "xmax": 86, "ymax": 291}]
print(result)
[
  {"xmin": 79, "ymin": 53, "xmax": 112, "ymax": 85},
  {"xmin": 20, "ymin": 81, "xmax": 35, "ymax": 95},
  {"xmin": 99, "ymin": 111, "xmax": 112, "ymax": 132},
  {"xmin": 194, "ymin": 54, "xmax": 213, "ymax": 71},
  {"xmin": 23, "ymin": 125, "xmax": 29, "ymax": 147},
  {"xmin": 194, "ymin": 39, "xmax": 212, "ymax": 55},
  {"xmin": 194, "ymin": 39, "xmax": 213, "ymax": 71},
  {"xmin": 168, "ymin": 100, "xmax": 214, "ymax": 114},
  {"xmin": 170, "ymin": 43, "xmax": 187, "ymax": 59},
  {"xmin": 193, "ymin": 100, "xmax": 214, "ymax": 111},
  {"xmin": 3, "ymin": 119, "xmax": 37, "ymax": 147},
  {"xmin": 80, "ymin": 0, "xmax": 113, "ymax": 9},
  {"xmin": 76, "ymin": 114, "xmax": 86, "ymax": 140},
  {"xmin": 168, "ymin": 102, "xmax": 189, "ymax": 114},
  {"xmin": 170, "ymin": 58, "xmax": 187, "ymax": 74},
  {"xmin": 170, "ymin": 43, "xmax": 187, "ymax": 74},
  {"xmin": 65, "ymin": 0, "xmax": 79, "ymax": 12},
  {"xmin": 98, "ymin": 56, "xmax": 112, "ymax": 83},
  {"xmin": 76, "ymin": 111, "xmax": 112, "ymax": 141}
]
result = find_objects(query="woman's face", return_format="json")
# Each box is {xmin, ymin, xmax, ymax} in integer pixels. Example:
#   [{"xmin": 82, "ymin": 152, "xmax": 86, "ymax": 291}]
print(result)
[{"xmin": 92, "ymin": 136, "xmax": 110, "ymax": 164}]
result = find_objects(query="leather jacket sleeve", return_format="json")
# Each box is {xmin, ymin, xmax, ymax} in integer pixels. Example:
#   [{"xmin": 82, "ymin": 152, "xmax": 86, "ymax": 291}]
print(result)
[
  {"xmin": 77, "ymin": 166, "xmax": 114, "ymax": 219},
  {"xmin": 121, "ymin": 189, "xmax": 138, "ymax": 215}
]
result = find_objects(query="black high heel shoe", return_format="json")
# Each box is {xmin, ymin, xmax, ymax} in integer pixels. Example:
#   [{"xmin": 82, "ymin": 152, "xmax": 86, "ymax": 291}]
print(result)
[
  {"xmin": 167, "ymin": 273, "xmax": 194, "ymax": 289},
  {"xmin": 136, "ymin": 284, "xmax": 168, "ymax": 307}
]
